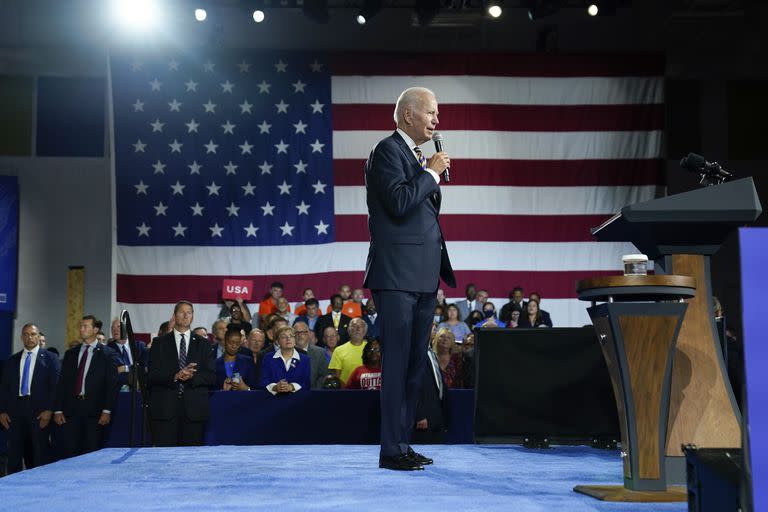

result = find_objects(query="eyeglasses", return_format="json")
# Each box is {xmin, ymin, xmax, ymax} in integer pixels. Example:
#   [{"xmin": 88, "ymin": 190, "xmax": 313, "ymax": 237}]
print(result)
[{"xmin": 295, "ymin": 330, "xmax": 310, "ymax": 335}]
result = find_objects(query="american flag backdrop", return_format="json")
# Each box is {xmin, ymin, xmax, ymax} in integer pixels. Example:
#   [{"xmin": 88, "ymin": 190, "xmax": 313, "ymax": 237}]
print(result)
[{"xmin": 110, "ymin": 52, "xmax": 665, "ymax": 337}]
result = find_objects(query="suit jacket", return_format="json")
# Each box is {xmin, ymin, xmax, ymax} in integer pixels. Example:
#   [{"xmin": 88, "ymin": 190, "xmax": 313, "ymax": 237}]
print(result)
[
  {"xmin": 362, "ymin": 314, "xmax": 380, "ymax": 340},
  {"xmin": 259, "ymin": 351, "xmax": 311, "ymax": 391},
  {"xmin": 107, "ymin": 340, "xmax": 149, "ymax": 389},
  {"xmin": 293, "ymin": 315, "xmax": 320, "ymax": 332},
  {"xmin": 0, "ymin": 348, "xmax": 61, "ymax": 417},
  {"xmin": 363, "ymin": 130, "xmax": 456, "ymax": 292},
  {"xmin": 55, "ymin": 343, "xmax": 118, "ymax": 418},
  {"xmin": 455, "ymin": 299, "xmax": 482, "ymax": 322},
  {"xmin": 522, "ymin": 302, "xmax": 553, "ymax": 328},
  {"xmin": 415, "ymin": 351, "xmax": 448, "ymax": 431},
  {"xmin": 314, "ymin": 313, "xmax": 352, "ymax": 346},
  {"xmin": 305, "ymin": 344, "xmax": 329, "ymax": 389},
  {"xmin": 215, "ymin": 354, "xmax": 258, "ymax": 390},
  {"xmin": 148, "ymin": 332, "xmax": 215, "ymax": 422}
]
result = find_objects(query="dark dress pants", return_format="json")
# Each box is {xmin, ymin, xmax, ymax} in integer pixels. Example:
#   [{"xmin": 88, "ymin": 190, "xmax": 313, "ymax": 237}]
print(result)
[
  {"xmin": 151, "ymin": 395, "xmax": 206, "ymax": 447},
  {"xmin": 373, "ymin": 289, "xmax": 436, "ymax": 457},
  {"xmin": 57, "ymin": 401, "xmax": 104, "ymax": 459},
  {"xmin": 6, "ymin": 398, "xmax": 52, "ymax": 474}
]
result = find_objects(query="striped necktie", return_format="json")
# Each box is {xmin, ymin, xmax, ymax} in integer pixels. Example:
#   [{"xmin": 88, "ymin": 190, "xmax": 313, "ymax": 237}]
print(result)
[
  {"xmin": 178, "ymin": 334, "xmax": 187, "ymax": 393},
  {"xmin": 413, "ymin": 146, "xmax": 427, "ymax": 170}
]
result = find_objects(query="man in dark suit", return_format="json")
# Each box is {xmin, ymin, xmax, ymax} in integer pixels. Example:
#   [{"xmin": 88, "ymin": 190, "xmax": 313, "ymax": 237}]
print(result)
[
  {"xmin": 148, "ymin": 301, "xmax": 215, "ymax": 446},
  {"xmin": 413, "ymin": 348, "xmax": 449, "ymax": 445},
  {"xmin": 53, "ymin": 315, "xmax": 119, "ymax": 458},
  {"xmin": 293, "ymin": 321, "xmax": 329, "ymax": 389},
  {"xmin": 313, "ymin": 294, "xmax": 352, "ymax": 346},
  {"xmin": 364, "ymin": 87, "xmax": 455, "ymax": 471},
  {"xmin": 0, "ymin": 323, "xmax": 61, "ymax": 473},
  {"xmin": 107, "ymin": 318, "xmax": 149, "ymax": 391}
]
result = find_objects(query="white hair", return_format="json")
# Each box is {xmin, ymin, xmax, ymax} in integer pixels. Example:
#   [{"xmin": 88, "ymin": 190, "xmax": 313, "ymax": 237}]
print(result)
[{"xmin": 393, "ymin": 87, "xmax": 436, "ymax": 125}]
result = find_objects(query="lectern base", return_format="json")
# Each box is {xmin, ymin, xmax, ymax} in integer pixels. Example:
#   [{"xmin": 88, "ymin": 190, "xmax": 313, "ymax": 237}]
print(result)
[{"xmin": 573, "ymin": 484, "xmax": 687, "ymax": 502}]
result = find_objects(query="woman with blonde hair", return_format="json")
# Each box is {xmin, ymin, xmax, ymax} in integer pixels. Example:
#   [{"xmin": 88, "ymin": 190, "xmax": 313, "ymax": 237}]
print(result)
[{"xmin": 430, "ymin": 328, "xmax": 466, "ymax": 389}]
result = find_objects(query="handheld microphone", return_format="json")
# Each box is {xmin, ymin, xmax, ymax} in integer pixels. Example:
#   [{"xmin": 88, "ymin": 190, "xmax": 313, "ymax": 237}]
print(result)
[
  {"xmin": 680, "ymin": 153, "xmax": 732, "ymax": 185},
  {"xmin": 432, "ymin": 131, "xmax": 450, "ymax": 183}
]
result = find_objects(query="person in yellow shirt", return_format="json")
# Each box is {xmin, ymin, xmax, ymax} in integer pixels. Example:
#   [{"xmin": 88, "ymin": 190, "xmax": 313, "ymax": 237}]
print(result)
[{"xmin": 328, "ymin": 317, "xmax": 368, "ymax": 385}]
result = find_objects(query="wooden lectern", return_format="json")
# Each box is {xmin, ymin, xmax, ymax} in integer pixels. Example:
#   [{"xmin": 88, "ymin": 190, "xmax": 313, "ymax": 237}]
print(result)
[
  {"xmin": 574, "ymin": 275, "xmax": 694, "ymax": 501},
  {"xmin": 590, "ymin": 178, "xmax": 762, "ymax": 472}
]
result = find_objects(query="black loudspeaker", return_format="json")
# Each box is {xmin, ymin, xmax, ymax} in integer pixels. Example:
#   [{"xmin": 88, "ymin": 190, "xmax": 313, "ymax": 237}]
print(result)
[{"xmin": 683, "ymin": 445, "xmax": 743, "ymax": 512}]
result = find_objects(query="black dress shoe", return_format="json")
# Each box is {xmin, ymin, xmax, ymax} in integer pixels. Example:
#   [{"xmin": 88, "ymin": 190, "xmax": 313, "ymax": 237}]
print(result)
[
  {"xmin": 407, "ymin": 447, "xmax": 433, "ymax": 465},
  {"xmin": 379, "ymin": 454, "xmax": 424, "ymax": 471}
]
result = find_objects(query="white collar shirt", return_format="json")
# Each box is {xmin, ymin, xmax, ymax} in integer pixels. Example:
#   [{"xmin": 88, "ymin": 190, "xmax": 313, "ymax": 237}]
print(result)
[{"xmin": 396, "ymin": 128, "xmax": 440, "ymax": 184}]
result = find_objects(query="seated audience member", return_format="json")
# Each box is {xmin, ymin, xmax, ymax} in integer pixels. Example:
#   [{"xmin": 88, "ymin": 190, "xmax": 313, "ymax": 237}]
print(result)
[
  {"xmin": 294, "ymin": 321, "xmax": 329, "ymax": 389},
  {"xmin": 264, "ymin": 315, "xmax": 289, "ymax": 349},
  {"xmin": 315, "ymin": 294, "xmax": 352, "ymax": 345},
  {"xmin": 518, "ymin": 299, "xmax": 549, "ymax": 328},
  {"xmin": 499, "ymin": 287, "xmax": 525, "ymax": 324},
  {"xmin": 107, "ymin": 318, "xmax": 148, "ymax": 392},
  {"xmin": 362, "ymin": 299, "xmax": 379, "ymax": 340},
  {"xmin": 259, "ymin": 326, "xmax": 311, "ymax": 395},
  {"xmin": 276, "ymin": 297, "xmax": 297, "ymax": 326},
  {"xmin": 455, "ymin": 283, "xmax": 479, "ymax": 321},
  {"xmin": 476, "ymin": 302, "xmax": 506, "ymax": 328},
  {"xmin": 348, "ymin": 288, "xmax": 366, "ymax": 318},
  {"xmin": 328, "ymin": 317, "xmax": 368, "ymax": 385},
  {"xmin": 325, "ymin": 285, "xmax": 362, "ymax": 318},
  {"xmin": 258, "ymin": 281, "xmax": 289, "ymax": 320},
  {"xmin": 432, "ymin": 328, "xmax": 465, "ymax": 389},
  {"xmin": 526, "ymin": 292, "xmax": 553, "ymax": 327},
  {"xmin": 414, "ymin": 341, "xmax": 448, "ymax": 444},
  {"xmin": 438, "ymin": 304, "xmax": 472, "ymax": 342},
  {"xmin": 211, "ymin": 319, "xmax": 228, "ymax": 358},
  {"xmin": 475, "ymin": 289, "xmax": 489, "ymax": 311},
  {"xmin": 0, "ymin": 323, "xmax": 61, "ymax": 474},
  {"xmin": 245, "ymin": 328, "xmax": 266, "ymax": 354},
  {"xmin": 216, "ymin": 328, "xmax": 257, "ymax": 391},
  {"xmin": 461, "ymin": 332, "xmax": 477, "ymax": 389},
  {"xmin": 54, "ymin": 315, "xmax": 119, "ymax": 458},
  {"xmin": 435, "ymin": 288, "xmax": 448, "ymax": 308},
  {"xmin": 322, "ymin": 374, "xmax": 343, "ymax": 389},
  {"xmin": 293, "ymin": 288, "xmax": 315, "ymax": 317},
  {"xmin": 227, "ymin": 303, "xmax": 253, "ymax": 336},
  {"xmin": 345, "ymin": 339, "xmax": 382, "ymax": 390},
  {"xmin": 465, "ymin": 310, "xmax": 485, "ymax": 330},
  {"xmin": 507, "ymin": 310, "xmax": 521, "ymax": 328},
  {"xmin": 321, "ymin": 327, "xmax": 339, "ymax": 364},
  {"xmin": 294, "ymin": 298, "xmax": 321, "ymax": 332},
  {"xmin": 433, "ymin": 304, "xmax": 445, "ymax": 326},
  {"xmin": 192, "ymin": 326, "xmax": 209, "ymax": 340}
]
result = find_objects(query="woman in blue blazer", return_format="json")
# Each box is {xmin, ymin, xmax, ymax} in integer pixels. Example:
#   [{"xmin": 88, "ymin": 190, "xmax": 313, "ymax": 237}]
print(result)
[{"xmin": 259, "ymin": 326, "xmax": 311, "ymax": 394}]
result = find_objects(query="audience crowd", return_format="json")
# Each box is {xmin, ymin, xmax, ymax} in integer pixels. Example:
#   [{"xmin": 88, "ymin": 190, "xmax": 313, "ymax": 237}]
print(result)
[{"xmin": 0, "ymin": 281, "xmax": 554, "ymax": 474}]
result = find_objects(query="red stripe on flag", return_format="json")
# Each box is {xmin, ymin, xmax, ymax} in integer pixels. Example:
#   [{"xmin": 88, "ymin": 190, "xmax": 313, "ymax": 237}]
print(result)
[
  {"xmin": 335, "ymin": 214, "xmax": 608, "ymax": 242},
  {"xmin": 116, "ymin": 270, "xmax": 622, "ymax": 304},
  {"xmin": 333, "ymin": 159, "xmax": 665, "ymax": 187},
  {"xmin": 330, "ymin": 53, "xmax": 665, "ymax": 77},
  {"xmin": 332, "ymin": 104, "xmax": 664, "ymax": 132}
]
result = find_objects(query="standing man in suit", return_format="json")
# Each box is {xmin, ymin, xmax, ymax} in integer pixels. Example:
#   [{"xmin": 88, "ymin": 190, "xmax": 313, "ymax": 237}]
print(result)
[
  {"xmin": 53, "ymin": 315, "xmax": 118, "ymax": 458},
  {"xmin": 0, "ymin": 323, "xmax": 61, "ymax": 473},
  {"xmin": 107, "ymin": 318, "xmax": 148, "ymax": 392},
  {"xmin": 364, "ymin": 87, "xmax": 456, "ymax": 471},
  {"xmin": 314, "ymin": 294, "xmax": 352, "ymax": 346},
  {"xmin": 148, "ymin": 301, "xmax": 215, "ymax": 446}
]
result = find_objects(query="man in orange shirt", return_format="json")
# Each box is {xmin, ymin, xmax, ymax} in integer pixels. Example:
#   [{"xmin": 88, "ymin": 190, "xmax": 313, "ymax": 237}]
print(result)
[
  {"xmin": 294, "ymin": 288, "xmax": 315, "ymax": 317},
  {"xmin": 258, "ymin": 282, "xmax": 290, "ymax": 319},
  {"xmin": 325, "ymin": 285, "xmax": 363, "ymax": 318}
]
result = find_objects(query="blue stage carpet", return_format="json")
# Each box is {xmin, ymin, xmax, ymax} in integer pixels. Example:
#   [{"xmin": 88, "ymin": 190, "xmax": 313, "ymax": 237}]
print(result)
[{"xmin": 0, "ymin": 445, "xmax": 686, "ymax": 511}]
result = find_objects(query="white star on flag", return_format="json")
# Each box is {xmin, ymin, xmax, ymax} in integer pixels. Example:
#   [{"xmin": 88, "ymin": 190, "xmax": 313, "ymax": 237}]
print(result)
[
  {"xmin": 190, "ymin": 202, "xmax": 205, "ymax": 216},
  {"xmin": 132, "ymin": 99, "xmax": 144, "ymax": 112},
  {"xmin": 275, "ymin": 60, "xmax": 288, "ymax": 72},
  {"xmin": 310, "ymin": 99, "xmax": 325, "ymax": 113},
  {"xmin": 244, "ymin": 223, "xmax": 259, "ymax": 237},
  {"xmin": 314, "ymin": 220, "xmax": 329, "ymax": 234},
  {"xmin": 275, "ymin": 100, "xmax": 289, "ymax": 114},
  {"xmin": 152, "ymin": 160, "xmax": 167, "ymax": 174},
  {"xmin": 203, "ymin": 100, "xmax": 217, "ymax": 113},
  {"xmin": 258, "ymin": 120, "xmax": 272, "ymax": 134},
  {"xmin": 134, "ymin": 181, "xmax": 149, "ymax": 195},
  {"xmin": 224, "ymin": 161, "xmax": 238, "ymax": 175},
  {"xmin": 130, "ymin": 61, "xmax": 143, "ymax": 72},
  {"xmin": 239, "ymin": 100, "xmax": 253, "ymax": 114},
  {"xmin": 226, "ymin": 202, "xmax": 240, "ymax": 216},
  {"xmin": 241, "ymin": 182, "xmax": 256, "ymax": 196},
  {"xmin": 168, "ymin": 99, "xmax": 182, "ymax": 112},
  {"xmin": 292, "ymin": 80, "xmax": 307, "ymax": 93},
  {"xmin": 257, "ymin": 81, "xmax": 271, "ymax": 94},
  {"xmin": 168, "ymin": 59, "xmax": 180, "ymax": 71},
  {"xmin": 259, "ymin": 161, "xmax": 273, "ymax": 174},
  {"xmin": 133, "ymin": 140, "xmax": 147, "ymax": 152},
  {"xmin": 261, "ymin": 202, "xmax": 275, "ymax": 216},
  {"xmin": 171, "ymin": 181, "xmax": 186, "ymax": 195},
  {"xmin": 172, "ymin": 222, "xmax": 187, "ymax": 237},
  {"xmin": 293, "ymin": 120, "xmax": 308, "ymax": 134},
  {"xmin": 149, "ymin": 78, "xmax": 162, "ymax": 91},
  {"xmin": 294, "ymin": 160, "xmax": 308, "ymax": 173},
  {"xmin": 210, "ymin": 223, "xmax": 224, "ymax": 237},
  {"xmin": 206, "ymin": 181, "xmax": 221, "ymax": 195},
  {"xmin": 188, "ymin": 161, "xmax": 202, "ymax": 174},
  {"xmin": 239, "ymin": 140, "xmax": 253, "ymax": 154},
  {"xmin": 150, "ymin": 119, "xmax": 165, "ymax": 132},
  {"xmin": 204, "ymin": 140, "xmax": 219, "ymax": 153},
  {"xmin": 185, "ymin": 79, "xmax": 198, "ymax": 92},
  {"xmin": 154, "ymin": 201, "xmax": 168, "ymax": 216},
  {"xmin": 275, "ymin": 140, "xmax": 289, "ymax": 154},
  {"xmin": 296, "ymin": 201, "xmax": 311, "ymax": 215},
  {"xmin": 185, "ymin": 119, "xmax": 200, "ymax": 133},
  {"xmin": 238, "ymin": 60, "xmax": 251, "ymax": 73},
  {"xmin": 310, "ymin": 59, "xmax": 323, "ymax": 72},
  {"xmin": 312, "ymin": 180, "xmax": 327, "ymax": 194},
  {"xmin": 310, "ymin": 139, "xmax": 325, "ymax": 153},
  {"xmin": 221, "ymin": 120, "xmax": 236, "ymax": 134},
  {"xmin": 277, "ymin": 180, "xmax": 292, "ymax": 195},
  {"xmin": 169, "ymin": 139, "xmax": 183, "ymax": 153},
  {"xmin": 136, "ymin": 223, "xmax": 151, "ymax": 236},
  {"xmin": 220, "ymin": 80, "xmax": 235, "ymax": 93},
  {"xmin": 203, "ymin": 60, "xmax": 215, "ymax": 72},
  {"xmin": 279, "ymin": 221, "xmax": 295, "ymax": 236}
]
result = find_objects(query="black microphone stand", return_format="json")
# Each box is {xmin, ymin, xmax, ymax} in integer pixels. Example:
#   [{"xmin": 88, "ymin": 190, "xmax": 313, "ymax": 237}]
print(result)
[{"xmin": 120, "ymin": 310, "xmax": 150, "ymax": 447}]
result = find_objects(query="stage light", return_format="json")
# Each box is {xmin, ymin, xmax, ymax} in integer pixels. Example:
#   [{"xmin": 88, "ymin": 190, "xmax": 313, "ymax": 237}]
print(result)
[
  {"xmin": 587, "ymin": 4, "xmax": 598, "ymax": 16},
  {"xmin": 195, "ymin": 8, "xmax": 207, "ymax": 21},
  {"xmin": 488, "ymin": 4, "xmax": 502, "ymax": 18},
  {"xmin": 112, "ymin": 0, "xmax": 161, "ymax": 30},
  {"xmin": 253, "ymin": 9, "xmax": 265, "ymax": 22},
  {"xmin": 356, "ymin": 0, "xmax": 382, "ymax": 25},
  {"xmin": 356, "ymin": 14, "xmax": 367, "ymax": 24}
]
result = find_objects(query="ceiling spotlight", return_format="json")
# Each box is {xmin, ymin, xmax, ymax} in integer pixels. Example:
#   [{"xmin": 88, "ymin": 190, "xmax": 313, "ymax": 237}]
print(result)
[
  {"xmin": 586, "ymin": 1, "xmax": 616, "ymax": 17},
  {"xmin": 194, "ymin": 8, "xmax": 207, "ymax": 21},
  {"xmin": 112, "ymin": 0, "xmax": 161, "ymax": 31},
  {"xmin": 488, "ymin": 4, "xmax": 502, "ymax": 18},
  {"xmin": 253, "ymin": 9, "xmax": 265, "ymax": 22},
  {"xmin": 357, "ymin": 0, "xmax": 382, "ymax": 25},
  {"xmin": 356, "ymin": 14, "xmax": 367, "ymax": 24}
]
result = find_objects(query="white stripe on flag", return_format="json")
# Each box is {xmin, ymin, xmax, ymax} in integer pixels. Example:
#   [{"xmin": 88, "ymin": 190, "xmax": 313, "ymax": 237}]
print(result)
[
  {"xmin": 331, "ymin": 76, "xmax": 664, "ymax": 105},
  {"xmin": 332, "ymin": 130, "xmax": 663, "ymax": 160}
]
